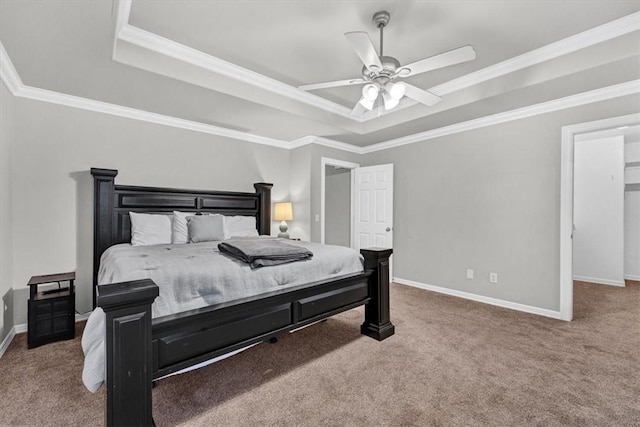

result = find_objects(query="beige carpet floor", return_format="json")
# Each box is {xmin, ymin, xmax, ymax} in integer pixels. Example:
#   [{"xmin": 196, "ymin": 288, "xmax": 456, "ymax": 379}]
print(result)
[{"xmin": 0, "ymin": 281, "xmax": 638, "ymax": 426}]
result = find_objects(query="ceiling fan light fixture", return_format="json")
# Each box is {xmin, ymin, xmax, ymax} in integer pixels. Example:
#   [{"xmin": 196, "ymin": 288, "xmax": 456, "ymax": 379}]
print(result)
[
  {"xmin": 359, "ymin": 95, "xmax": 376, "ymax": 111},
  {"xmin": 387, "ymin": 81, "xmax": 406, "ymax": 99},
  {"xmin": 382, "ymin": 90, "xmax": 400, "ymax": 110},
  {"xmin": 361, "ymin": 83, "xmax": 379, "ymax": 101}
]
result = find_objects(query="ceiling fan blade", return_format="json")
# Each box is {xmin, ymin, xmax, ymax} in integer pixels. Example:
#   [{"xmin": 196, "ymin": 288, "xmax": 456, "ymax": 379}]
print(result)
[
  {"xmin": 351, "ymin": 98, "xmax": 369, "ymax": 116},
  {"xmin": 402, "ymin": 83, "xmax": 442, "ymax": 107},
  {"xmin": 299, "ymin": 78, "xmax": 366, "ymax": 91},
  {"xmin": 397, "ymin": 45, "xmax": 476, "ymax": 77},
  {"xmin": 345, "ymin": 31, "xmax": 383, "ymax": 72}
]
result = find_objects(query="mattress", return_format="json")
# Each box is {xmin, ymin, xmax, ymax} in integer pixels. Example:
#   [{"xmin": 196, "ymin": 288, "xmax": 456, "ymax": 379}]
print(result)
[{"xmin": 81, "ymin": 238, "xmax": 364, "ymax": 392}]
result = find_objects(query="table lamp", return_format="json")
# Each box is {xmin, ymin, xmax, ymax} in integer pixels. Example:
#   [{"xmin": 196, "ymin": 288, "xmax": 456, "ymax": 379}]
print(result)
[{"xmin": 274, "ymin": 202, "xmax": 293, "ymax": 239}]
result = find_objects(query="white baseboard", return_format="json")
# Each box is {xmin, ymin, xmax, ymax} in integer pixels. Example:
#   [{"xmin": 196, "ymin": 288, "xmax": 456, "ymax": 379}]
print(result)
[
  {"xmin": 393, "ymin": 278, "xmax": 563, "ymax": 320},
  {"xmin": 0, "ymin": 312, "xmax": 92, "ymax": 359},
  {"xmin": 573, "ymin": 275, "xmax": 625, "ymax": 287},
  {"xmin": 0, "ymin": 327, "xmax": 17, "ymax": 359},
  {"xmin": 624, "ymin": 275, "xmax": 640, "ymax": 281}
]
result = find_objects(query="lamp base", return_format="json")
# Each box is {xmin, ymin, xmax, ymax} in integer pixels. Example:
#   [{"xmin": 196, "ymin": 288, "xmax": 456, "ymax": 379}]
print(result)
[{"xmin": 278, "ymin": 221, "xmax": 290, "ymax": 239}]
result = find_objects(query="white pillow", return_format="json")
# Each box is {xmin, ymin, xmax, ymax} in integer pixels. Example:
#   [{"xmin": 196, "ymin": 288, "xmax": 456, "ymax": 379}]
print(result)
[
  {"xmin": 223, "ymin": 215, "xmax": 259, "ymax": 239},
  {"xmin": 172, "ymin": 211, "xmax": 196, "ymax": 244},
  {"xmin": 129, "ymin": 212, "xmax": 172, "ymax": 246}
]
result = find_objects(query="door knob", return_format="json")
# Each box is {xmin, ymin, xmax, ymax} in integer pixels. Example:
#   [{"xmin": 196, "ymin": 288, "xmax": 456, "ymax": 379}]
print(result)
[{"xmin": 386, "ymin": 227, "xmax": 391, "ymax": 232}]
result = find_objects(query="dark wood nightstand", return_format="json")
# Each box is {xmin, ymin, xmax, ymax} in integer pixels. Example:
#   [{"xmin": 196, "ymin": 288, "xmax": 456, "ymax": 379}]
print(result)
[{"xmin": 27, "ymin": 272, "xmax": 76, "ymax": 348}]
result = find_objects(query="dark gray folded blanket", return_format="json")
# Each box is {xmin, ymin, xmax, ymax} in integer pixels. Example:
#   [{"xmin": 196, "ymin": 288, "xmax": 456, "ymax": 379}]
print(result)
[{"xmin": 218, "ymin": 239, "xmax": 313, "ymax": 268}]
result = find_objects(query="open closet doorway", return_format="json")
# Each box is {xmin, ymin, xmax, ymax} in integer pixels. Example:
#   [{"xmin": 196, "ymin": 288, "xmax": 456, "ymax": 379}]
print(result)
[
  {"xmin": 560, "ymin": 114, "xmax": 640, "ymax": 320},
  {"xmin": 573, "ymin": 134, "xmax": 625, "ymax": 286},
  {"xmin": 321, "ymin": 158, "xmax": 359, "ymax": 247}
]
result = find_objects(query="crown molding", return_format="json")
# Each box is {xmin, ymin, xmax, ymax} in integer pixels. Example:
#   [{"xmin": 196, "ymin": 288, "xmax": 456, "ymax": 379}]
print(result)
[
  {"xmin": 18, "ymin": 84, "xmax": 289, "ymax": 148},
  {"xmin": 112, "ymin": 0, "xmax": 132, "ymax": 58},
  {"xmin": 288, "ymin": 135, "xmax": 364, "ymax": 154},
  {"xmin": 361, "ymin": 80, "xmax": 640, "ymax": 154},
  {"xmin": 0, "ymin": 42, "xmax": 23, "ymax": 95},
  {"xmin": 1, "ymin": 42, "xmax": 290, "ymax": 149},
  {"xmin": 114, "ymin": 6, "xmax": 640, "ymax": 126},
  {"xmin": 2, "ymin": 41, "xmax": 638, "ymax": 157},
  {"xmin": 428, "ymin": 12, "xmax": 640, "ymax": 98},
  {"xmin": 116, "ymin": 24, "xmax": 361, "ymax": 122}
]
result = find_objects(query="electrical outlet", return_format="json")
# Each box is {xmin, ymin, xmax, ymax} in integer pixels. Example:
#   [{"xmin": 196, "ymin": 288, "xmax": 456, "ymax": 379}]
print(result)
[
  {"xmin": 466, "ymin": 269, "xmax": 474, "ymax": 279},
  {"xmin": 489, "ymin": 272, "xmax": 498, "ymax": 283}
]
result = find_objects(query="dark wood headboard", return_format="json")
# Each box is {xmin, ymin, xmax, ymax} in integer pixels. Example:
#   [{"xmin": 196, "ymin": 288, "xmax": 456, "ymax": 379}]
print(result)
[{"xmin": 91, "ymin": 168, "xmax": 272, "ymax": 307}]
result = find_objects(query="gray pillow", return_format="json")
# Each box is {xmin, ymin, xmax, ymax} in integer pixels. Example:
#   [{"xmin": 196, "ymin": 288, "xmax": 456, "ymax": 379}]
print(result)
[{"xmin": 187, "ymin": 214, "xmax": 225, "ymax": 243}]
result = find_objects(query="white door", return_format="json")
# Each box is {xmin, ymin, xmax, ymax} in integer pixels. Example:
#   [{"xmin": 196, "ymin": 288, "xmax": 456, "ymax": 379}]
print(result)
[
  {"xmin": 353, "ymin": 164, "xmax": 393, "ymax": 251},
  {"xmin": 573, "ymin": 135, "xmax": 625, "ymax": 286}
]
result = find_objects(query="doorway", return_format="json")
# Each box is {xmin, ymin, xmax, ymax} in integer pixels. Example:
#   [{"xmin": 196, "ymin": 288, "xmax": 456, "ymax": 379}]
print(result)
[
  {"xmin": 324, "ymin": 166, "xmax": 353, "ymax": 247},
  {"xmin": 320, "ymin": 157, "xmax": 359, "ymax": 247},
  {"xmin": 559, "ymin": 113, "xmax": 640, "ymax": 321},
  {"xmin": 572, "ymin": 134, "xmax": 625, "ymax": 286}
]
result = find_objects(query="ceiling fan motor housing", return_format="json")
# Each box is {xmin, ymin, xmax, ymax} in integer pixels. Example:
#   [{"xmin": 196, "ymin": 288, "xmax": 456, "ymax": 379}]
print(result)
[{"xmin": 362, "ymin": 55, "xmax": 400, "ymax": 82}]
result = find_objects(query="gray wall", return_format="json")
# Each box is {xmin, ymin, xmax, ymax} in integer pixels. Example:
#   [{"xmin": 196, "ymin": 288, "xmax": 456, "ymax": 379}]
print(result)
[
  {"xmin": 1, "ymin": 81, "xmax": 15, "ymax": 343},
  {"xmin": 362, "ymin": 94, "xmax": 640, "ymax": 311},
  {"xmin": 8, "ymin": 97, "xmax": 291, "ymax": 323},
  {"xmin": 289, "ymin": 145, "xmax": 312, "ymax": 241},
  {"xmin": 2, "ymin": 82, "xmax": 638, "ymax": 331},
  {"xmin": 325, "ymin": 167, "xmax": 351, "ymax": 247}
]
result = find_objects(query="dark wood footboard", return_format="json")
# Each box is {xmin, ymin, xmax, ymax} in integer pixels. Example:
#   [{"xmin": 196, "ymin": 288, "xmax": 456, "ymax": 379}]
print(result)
[{"xmin": 97, "ymin": 248, "xmax": 393, "ymax": 426}]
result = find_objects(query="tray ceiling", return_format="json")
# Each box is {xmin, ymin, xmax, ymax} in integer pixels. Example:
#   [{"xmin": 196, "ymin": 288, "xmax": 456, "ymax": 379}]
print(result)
[{"xmin": 0, "ymin": 0, "xmax": 638, "ymax": 146}]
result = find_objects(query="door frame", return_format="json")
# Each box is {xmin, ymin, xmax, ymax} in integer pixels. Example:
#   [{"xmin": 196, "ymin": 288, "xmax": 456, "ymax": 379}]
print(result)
[
  {"xmin": 559, "ymin": 113, "xmax": 639, "ymax": 321},
  {"xmin": 320, "ymin": 157, "xmax": 360, "ymax": 246}
]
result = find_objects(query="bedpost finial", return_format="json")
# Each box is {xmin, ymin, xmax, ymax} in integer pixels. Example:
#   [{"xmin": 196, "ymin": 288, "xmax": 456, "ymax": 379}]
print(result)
[{"xmin": 91, "ymin": 168, "xmax": 118, "ymax": 178}]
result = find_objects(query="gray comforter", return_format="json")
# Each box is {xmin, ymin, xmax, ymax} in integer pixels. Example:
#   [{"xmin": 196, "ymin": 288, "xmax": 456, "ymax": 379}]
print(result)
[
  {"xmin": 81, "ymin": 238, "xmax": 363, "ymax": 392},
  {"xmin": 218, "ymin": 239, "xmax": 313, "ymax": 267}
]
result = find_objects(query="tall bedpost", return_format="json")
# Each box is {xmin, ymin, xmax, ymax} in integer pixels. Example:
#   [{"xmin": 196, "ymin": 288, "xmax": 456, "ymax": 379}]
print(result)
[
  {"xmin": 254, "ymin": 182, "xmax": 273, "ymax": 236},
  {"xmin": 360, "ymin": 248, "xmax": 395, "ymax": 341},
  {"xmin": 91, "ymin": 168, "xmax": 118, "ymax": 308},
  {"xmin": 98, "ymin": 279, "xmax": 159, "ymax": 427}
]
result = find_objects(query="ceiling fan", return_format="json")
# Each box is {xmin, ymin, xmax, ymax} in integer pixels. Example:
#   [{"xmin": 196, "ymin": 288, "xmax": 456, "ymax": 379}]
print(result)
[{"xmin": 298, "ymin": 10, "xmax": 476, "ymax": 115}]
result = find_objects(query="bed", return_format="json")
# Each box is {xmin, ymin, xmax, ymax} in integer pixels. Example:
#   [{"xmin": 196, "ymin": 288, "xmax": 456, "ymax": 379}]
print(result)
[{"xmin": 89, "ymin": 168, "xmax": 394, "ymax": 426}]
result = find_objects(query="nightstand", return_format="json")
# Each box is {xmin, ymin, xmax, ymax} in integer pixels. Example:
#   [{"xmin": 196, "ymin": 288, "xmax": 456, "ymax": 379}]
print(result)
[{"xmin": 27, "ymin": 272, "xmax": 76, "ymax": 348}]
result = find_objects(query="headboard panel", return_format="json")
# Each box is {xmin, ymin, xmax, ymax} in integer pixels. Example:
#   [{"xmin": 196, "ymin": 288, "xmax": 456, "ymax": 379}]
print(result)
[{"xmin": 91, "ymin": 168, "xmax": 272, "ymax": 307}]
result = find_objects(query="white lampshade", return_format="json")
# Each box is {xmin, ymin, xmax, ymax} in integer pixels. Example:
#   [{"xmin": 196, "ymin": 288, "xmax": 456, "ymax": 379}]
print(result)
[
  {"xmin": 382, "ymin": 91, "xmax": 400, "ymax": 110},
  {"xmin": 274, "ymin": 202, "xmax": 293, "ymax": 221},
  {"xmin": 361, "ymin": 83, "xmax": 379, "ymax": 101},
  {"xmin": 387, "ymin": 81, "xmax": 406, "ymax": 99},
  {"xmin": 359, "ymin": 96, "xmax": 376, "ymax": 111}
]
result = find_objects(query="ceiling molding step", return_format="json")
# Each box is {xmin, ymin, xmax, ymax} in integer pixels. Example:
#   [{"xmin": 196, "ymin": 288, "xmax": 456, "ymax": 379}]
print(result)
[
  {"xmin": 0, "ymin": 42, "xmax": 23, "ymax": 95},
  {"xmin": 112, "ymin": 0, "xmax": 133, "ymax": 58},
  {"xmin": 361, "ymin": 79, "xmax": 640, "ymax": 154},
  {"xmin": 429, "ymin": 12, "xmax": 640, "ymax": 97},
  {"xmin": 289, "ymin": 135, "xmax": 364, "ymax": 154},
  {"xmin": 1, "ymin": 42, "xmax": 637, "ymax": 157},
  {"xmin": 114, "ymin": 9, "xmax": 640, "ymax": 125},
  {"xmin": 116, "ymin": 24, "xmax": 361, "ymax": 121},
  {"xmin": 18, "ymin": 85, "xmax": 289, "ymax": 148}
]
